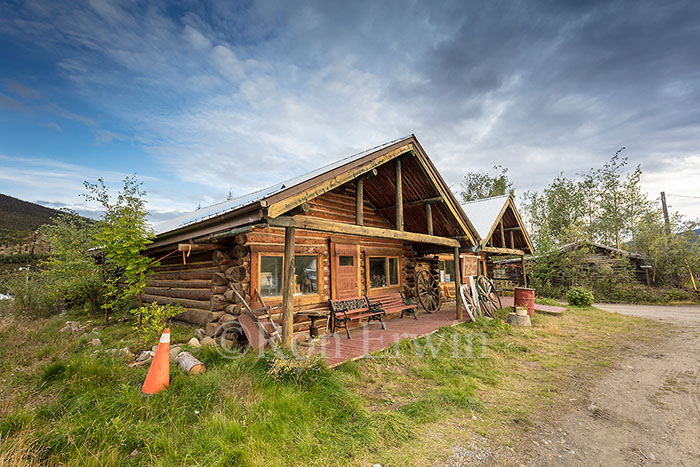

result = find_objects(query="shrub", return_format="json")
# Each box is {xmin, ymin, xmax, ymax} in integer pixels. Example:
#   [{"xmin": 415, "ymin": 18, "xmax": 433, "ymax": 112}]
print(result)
[
  {"xmin": 567, "ymin": 287, "xmax": 594, "ymax": 306},
  {"xmin": 261, "ymin": 350, "xmax": 327, "ymax": 385},
  {"xmin": 5, "ymin": 269, "xmax": 56, "ymax": 317},
  {"xmin": 133, "ymin": 302, "xmax": 185, "ymax": 345}
]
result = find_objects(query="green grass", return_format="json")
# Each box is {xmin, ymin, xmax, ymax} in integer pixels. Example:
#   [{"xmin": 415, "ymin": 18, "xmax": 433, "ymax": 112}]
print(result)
[{"xmin": 0, "ymin": 303, "xmax": 667, "ymax": 466}]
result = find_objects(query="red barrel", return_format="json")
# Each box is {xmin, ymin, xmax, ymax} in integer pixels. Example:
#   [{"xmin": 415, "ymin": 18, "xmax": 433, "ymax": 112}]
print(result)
[{"xmin": 514, "ymin": 287, "xmax": 535, "ymax": 316}]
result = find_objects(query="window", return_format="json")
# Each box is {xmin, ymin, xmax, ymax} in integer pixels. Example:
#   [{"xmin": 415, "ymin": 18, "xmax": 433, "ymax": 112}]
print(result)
[
  {"xmin": 339, "ymin": 255, "xmax": 353, "ymax": 266},
  {"xmin": 368, "ymin": 256, "xmax": 400, "ymax": 289},
  {"xmin": 439, "ymin": 260, "xmax": 455, "ymax": 282},
  {"xmin": 260, "ymin": 255, "xmax": 318, "ymax": 297}
]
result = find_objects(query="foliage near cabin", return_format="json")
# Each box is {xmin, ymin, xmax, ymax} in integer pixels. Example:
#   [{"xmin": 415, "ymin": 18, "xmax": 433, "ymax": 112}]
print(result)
[
  {"xmin": 566, "ymin": 287, "xmax": 594, "ymax": 306},
  {"xmin": 521, "ymin": 148, "xmax": 699, "ymax": 295},
  {"xmin": 459, "ymin": 165, "xmax": 515, "ymax": 202}
]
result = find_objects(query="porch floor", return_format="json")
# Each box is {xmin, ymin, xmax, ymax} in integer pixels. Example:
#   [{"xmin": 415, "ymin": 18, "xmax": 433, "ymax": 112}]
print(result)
[{"xmin": 310, "ymin": 307, "xmax": 468, "ymax": 367}]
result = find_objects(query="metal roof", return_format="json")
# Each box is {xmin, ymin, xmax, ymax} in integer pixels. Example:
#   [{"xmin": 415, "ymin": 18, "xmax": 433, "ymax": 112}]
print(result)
[
  {"xmin": 153, "ymin": 136, "xmax": 411, "ymax": 236},
  {"xmin": 459, "ymin": 195, "xmax": 509, "ymax": 240}
]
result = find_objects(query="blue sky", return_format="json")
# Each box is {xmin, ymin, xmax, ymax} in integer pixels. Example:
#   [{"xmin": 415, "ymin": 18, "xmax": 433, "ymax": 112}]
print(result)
[{"xmin": 1, "ymin": 0, "xmax": 699, "ymax": 224}]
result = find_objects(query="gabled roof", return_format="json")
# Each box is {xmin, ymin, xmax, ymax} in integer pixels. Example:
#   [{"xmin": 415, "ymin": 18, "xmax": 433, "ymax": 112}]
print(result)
[
  {"xmin": 460, "ymin": 195, "xmax": 534, "ymax": 255},
  {"xmin": 152, "ymin": 135, "xmax": 479, "ymax": 248}
]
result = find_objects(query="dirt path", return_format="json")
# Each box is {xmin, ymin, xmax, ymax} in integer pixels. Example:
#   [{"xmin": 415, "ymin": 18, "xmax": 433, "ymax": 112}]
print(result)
[{"xmin": 524, "ymin": 304, "xmax": 700, "ymax": 466}]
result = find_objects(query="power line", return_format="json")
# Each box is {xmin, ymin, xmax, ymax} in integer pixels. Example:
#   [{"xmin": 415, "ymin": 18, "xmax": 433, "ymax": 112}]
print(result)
[{"xmin": 666, "ymin": 194, "xmax": 700, "ymax": 200}]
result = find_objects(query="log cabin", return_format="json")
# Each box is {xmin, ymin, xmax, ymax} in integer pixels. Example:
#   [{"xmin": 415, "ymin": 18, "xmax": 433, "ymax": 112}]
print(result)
[{"xmin": 144, "ymin": 135, "xmax": 481, "ymax": 344}]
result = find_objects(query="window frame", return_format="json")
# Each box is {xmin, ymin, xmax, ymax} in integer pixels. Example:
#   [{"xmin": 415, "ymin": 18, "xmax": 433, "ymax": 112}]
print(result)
[
  {"xmin": 251, "ymin": 248, "xmax": 325, "ymax": 307},
  {"xmin": 438, "ymin": 259, "xmax": 455, "ymax": 283},
  {"xmin": 365, "ymin": 255, "xmax": 402, "ymax": 292}
]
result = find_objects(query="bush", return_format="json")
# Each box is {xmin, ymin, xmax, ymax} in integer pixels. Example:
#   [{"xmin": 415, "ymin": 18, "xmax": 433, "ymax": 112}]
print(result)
[
  {"xmin": 133, "ymin": 302, "xmax": 185, "ymax": 345},
  {"xmin": 5, "ymin": 269, "xmax": 56, "ymax": 317},
  {"xmin": 567, "ymin": 287, "xmax": 594, "ymax": 306}
]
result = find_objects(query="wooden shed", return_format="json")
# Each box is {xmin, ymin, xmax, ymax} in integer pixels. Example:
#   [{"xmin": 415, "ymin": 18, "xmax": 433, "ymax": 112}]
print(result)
[{"xmin": 143, "ymin": 135, "xmax": 480, "ymax": 343}]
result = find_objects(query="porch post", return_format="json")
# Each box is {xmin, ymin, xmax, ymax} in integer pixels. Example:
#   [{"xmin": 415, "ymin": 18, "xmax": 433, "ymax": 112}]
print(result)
[
  {"xmin": 454, "ymin": 247, "xmax": 463, "ymax": 320},
  {"xmin": 425, "ymin": 202, "xmax": 433, "ymax": 236},
  {"xmin": 395, "ymin": 158, "xmax": 403, "ymax": 231},
  {"xmin": 521, "ymin": 254, "xmax": 528, "ymax": 287},
  {"xmin": 355, "ymin": 179, "xmax": 363, "ymax": 226},
  {"xmin": 282, "ymin": 227, "xmax": 296, "ymax": 347}
]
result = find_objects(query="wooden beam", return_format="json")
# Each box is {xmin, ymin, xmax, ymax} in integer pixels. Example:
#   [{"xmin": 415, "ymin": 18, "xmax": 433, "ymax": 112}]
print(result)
[
  {"xmin": 509, "ymin": 230, "xmax": 515, "ymax": 249},
  {"xmin": 521, "ymin": 255, "xmax": 528, "ymax": 287},
  {"xmin": 481, "ymin": 246, "xmax": 525, "ymax": 256},
  {"xmin": 425, "ymin": 203, "xmax": 433, "ymax": 236},
  {"xmin": 376, "ymin": 196, "xmax": 444, "ymax": 213},
  {"xmin": 266, "ymin": 144, "xmax": 413, "ymax": 218},
  {"xmin": 395, "ymin": 158, "xmax": 403, "ymax": 231},
  {"xmin": 454, "ymin": 247, "xmax": 463, "ymax": 321},
  {"xmin": 285, "ymin": 202, "xmax": 309, "ymax": 217},
  {"xmin": 268, "ymin": 215, "xmax": 461, "ymax": 248},
  {"xmin": 504, "ymin": 226, "xmax": 522, "ymax": 232},
  {"xmin": 281, "ymin": 227, "xmax": 296, "ymax": 347},
  {"xmin": 355, "ymin": 179, "xmax": 363, "ymax": 226},
  {"xmin": 177, "ymin": 243, "xmax": 218, "ymax": 252},
  {"xmin": 499, "ymin": 220, "xmax": 506, "ymax": 247}
]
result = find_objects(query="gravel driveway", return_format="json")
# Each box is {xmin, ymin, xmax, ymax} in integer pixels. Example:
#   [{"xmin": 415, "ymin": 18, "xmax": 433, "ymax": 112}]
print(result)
[{"xmin": 524, "ymin": 303, "xmax": 700, "ymax": 466}]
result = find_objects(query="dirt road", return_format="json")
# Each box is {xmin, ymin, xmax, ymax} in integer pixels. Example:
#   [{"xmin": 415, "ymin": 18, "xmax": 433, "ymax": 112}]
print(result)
[{"xmin": 525, "ymin": 304, "xmax": 700, "ymax": 466}]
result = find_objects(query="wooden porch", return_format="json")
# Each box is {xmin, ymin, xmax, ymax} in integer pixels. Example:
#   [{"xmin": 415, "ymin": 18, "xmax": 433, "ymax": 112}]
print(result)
[{"xmin": 309, "ymin": 307, "xmax": 469, "ymax": 367}]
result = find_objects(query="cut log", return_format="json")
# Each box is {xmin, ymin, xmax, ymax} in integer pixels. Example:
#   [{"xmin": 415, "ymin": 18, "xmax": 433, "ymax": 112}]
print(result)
[
  {"xmin": 225, "ymin": 266, "xmax": 249, "ymax": 282},
  {"xmin": 213, "ymin": 250, "xmax": 233, "ymax": 266},
  {"xmin": 225, "ymin": 304, "xmax": 242, "ymax": 315},
  {"xmin": 211, "ymin": 294, "xmax": 228, "ymax": 311},
  {"xmin": 176, "ymin": 351, "xmax": 206, "ymax": 375},
  {"xmin": 234, "ymin": 233, "xmax": 248, "ymax": 245},
  {"xmin": 212, "ymin": 285, "xmax": 228, "ymax": 295},
  {"xmin": 143, "ymin": 287, "xmax": 211, "ymax": 301},
  {"xmin": 212, "ymin": 272, "xmax": 228, "ymax": 286},
  {"xmin": 231, "ymin": 245, "xmax": 249, "ymax": 259}
]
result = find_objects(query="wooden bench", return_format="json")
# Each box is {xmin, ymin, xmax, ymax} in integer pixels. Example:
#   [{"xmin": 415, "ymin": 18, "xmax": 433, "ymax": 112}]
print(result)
[
  {"xmin": 329, "ymin": 296, "xmax": 385, "ymax": 339},
  {"xmin": 367, "ymin": 292, "xmax": 417, "ymax": 320}
]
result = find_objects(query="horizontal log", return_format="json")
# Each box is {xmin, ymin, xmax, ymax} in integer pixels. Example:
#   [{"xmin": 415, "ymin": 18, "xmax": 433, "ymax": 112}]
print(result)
[
  {"xmin": 152, "ymin": 269, "xmax": 218, "ymax": 280},
  {"xmin": 212, "ymin": 272, "xmax": 228, "ymax": 286},
  {"xmin": 150, "ymin": 260, "xmax": 212, "ymax": 272},
  {"xmin": 178, "ymin": 243, "xmax": 218, "ymax": 252},
  {"xmin": 147, "ymin": 279, "xmax": 211, "ymax": 289},
  {"xmin": 375, "ymin": 196, "xmax": 444, "ymax": 213},
  {"xmin": 481, "ymin": 246, "xmax": 525, "ymax": 255},
  {"xmin": 231, "ymin": 244, "xmax": 249, "ymax": 259},
  {"xmin": 212, "ymin": 285, "xmax": 228, "ymax": 294},
  {"xmin": 235, "ymin": 233, "xmax": 248, "ymax": 245},
  {"xmin": 143, "ymin": 287, "xmax": 211, "ymax": 301},
  {"xmin": 142, "ymin": 294, "xmax": 210, "ymax": 310}
]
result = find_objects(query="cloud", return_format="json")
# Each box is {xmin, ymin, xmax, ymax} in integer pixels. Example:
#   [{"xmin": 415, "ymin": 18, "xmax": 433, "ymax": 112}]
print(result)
[
  {"xmin": 0, "ymin": 93, "xmax": 29, "ymax": 112},
  {"xmin": 0, "ymin": 0, "xmax": 699, "ymax": 222},
  {"xmin": 42, "ymin": 121, "xmax": 62, "ymax": 132},
  {"xmin": 4, "ymin": 79, "xmax": 41, "ymax": 99}
]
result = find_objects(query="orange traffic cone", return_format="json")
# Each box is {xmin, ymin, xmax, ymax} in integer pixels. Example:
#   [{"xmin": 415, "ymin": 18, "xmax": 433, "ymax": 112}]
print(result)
[{"xmin": 141, "ymin": 328, "xmax": 170, "ymax": 395}]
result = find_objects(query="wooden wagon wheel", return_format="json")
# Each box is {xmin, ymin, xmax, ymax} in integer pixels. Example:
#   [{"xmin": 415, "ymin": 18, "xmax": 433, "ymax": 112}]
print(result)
[
  {"xmin": 459, "ymin": 284, "xmax": 478, "ymax": 322},
  {"xmin": 476, "ymin": 276, "xmax": 502, "ymax": 317},
  {"xmin": 416, "ymin": 270, "xmax": 442, "ymax": 313}
]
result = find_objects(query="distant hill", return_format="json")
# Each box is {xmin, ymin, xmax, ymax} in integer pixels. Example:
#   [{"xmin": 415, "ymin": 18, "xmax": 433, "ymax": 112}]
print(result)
[
  {"xmin": 0, "ymin": 194, "xmax": 62, "ymax": 234},
  {"xmin": 0, "ymin": 194, "xmax": 64, "ymax": 258}
]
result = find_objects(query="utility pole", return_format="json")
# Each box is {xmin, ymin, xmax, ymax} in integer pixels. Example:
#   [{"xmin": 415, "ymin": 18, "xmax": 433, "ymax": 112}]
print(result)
[{"xmin": 660, "ymin": 192, "xmax": 671, "ymax": 236}]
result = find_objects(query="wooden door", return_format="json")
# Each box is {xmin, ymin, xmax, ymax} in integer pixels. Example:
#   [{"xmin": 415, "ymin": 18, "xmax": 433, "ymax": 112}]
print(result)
[{"xmin": 332, "ymin": 243, "xmax": 359, "ymax": 299}]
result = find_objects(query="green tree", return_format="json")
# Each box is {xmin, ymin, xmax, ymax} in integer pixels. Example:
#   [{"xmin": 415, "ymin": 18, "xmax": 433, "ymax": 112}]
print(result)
[
  {"xmin": 592, "ymin": 148, "xmax": 650, "ymax": 248},
  {"xmin": 82, "ymin": 176, "xmax": 155, "ymax": 321},
  {"xmin": 39, "ymin": 210, "xmax": 104, "ymax": 312},
  {"xmin": 459, "ymin": 165, "xmax": 514, "ymax": 202}
]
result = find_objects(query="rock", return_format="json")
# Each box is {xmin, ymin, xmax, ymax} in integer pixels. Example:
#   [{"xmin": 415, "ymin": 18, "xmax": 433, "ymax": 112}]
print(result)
[
  {"xmin": 188, "ymin": 337, "xmax": 201, "ymax": 348},
  {"xmin": 89, "ymin": 338, "xmax": 102, "ymax": 347},
  {"xmin": 170, "ymin": 346, "xmax": 182, "ymax": 363},
  {"xmin": 128, "ymin": 449, "xmax": 139, "ymax": 459},
  {"xmin": 120, "ymin": 347, "xmax": 134, "ymax": 359},
  {"xmin": 151, "ymin": 345, "xmax": 158, "ymax": 352},
  {"xmin": 105, "ymin": 348, "xmax": 118, "ymax": 355},
  {"xmin": 59, "ymin": 321, "xmax": 84, "ymax": 336},
  {"xmin": 135, "ymin": 350, "xmax": 155, "ymax": 362},
  {"xmin": 200, "ymin": 336, "xmax": 216, "ymax": 347},
  {"xmin": 194, "ymin": 328, "xmax": 206, "ymax": 340}
]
